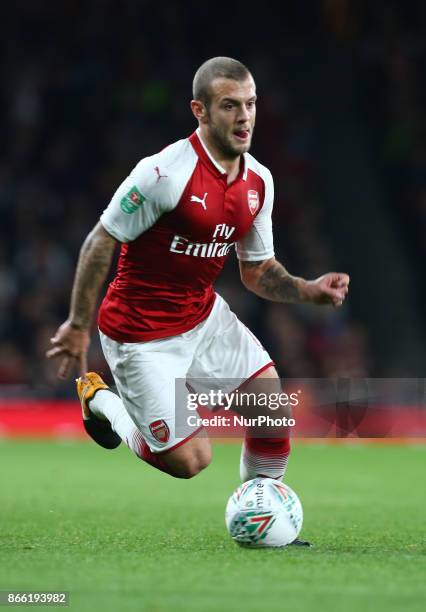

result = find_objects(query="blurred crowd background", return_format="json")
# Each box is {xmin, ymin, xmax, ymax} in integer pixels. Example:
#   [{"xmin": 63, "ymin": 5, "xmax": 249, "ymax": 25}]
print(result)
[{"xmin": 0, "ymin": 0, "xmax": 425, "ymax": 397}]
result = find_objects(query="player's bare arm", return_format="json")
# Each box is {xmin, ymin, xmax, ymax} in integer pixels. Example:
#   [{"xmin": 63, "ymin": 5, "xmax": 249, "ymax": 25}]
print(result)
[
  {"xmin": 68, "ymin": 222, "xmax": 117, "ymax": 329},
  {"xmin": 46, "ymin": 222, "xmax": 117, "ymax": 378},
  {"xmin": 240, "ymin": 258, "xmax": 349, "ymax": 307}
]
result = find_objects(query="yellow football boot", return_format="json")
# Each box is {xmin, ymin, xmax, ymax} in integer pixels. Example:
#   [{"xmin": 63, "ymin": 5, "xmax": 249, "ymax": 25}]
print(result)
[{"xmin": 76, "ymin": 372, "xmax": 121, "ymax": 449}]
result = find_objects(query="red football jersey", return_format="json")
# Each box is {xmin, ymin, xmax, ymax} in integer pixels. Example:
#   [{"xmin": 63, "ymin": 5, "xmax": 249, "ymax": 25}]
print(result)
[{"xmin": 98, "ymin": 130, "xmax": 274, "ymax": 342}]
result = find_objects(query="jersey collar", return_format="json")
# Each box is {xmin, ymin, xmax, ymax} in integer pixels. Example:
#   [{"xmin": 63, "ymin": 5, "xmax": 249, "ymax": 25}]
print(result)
[{"xmin": 190, "ymin": 129, "xmax": 247, "ymax": 181}]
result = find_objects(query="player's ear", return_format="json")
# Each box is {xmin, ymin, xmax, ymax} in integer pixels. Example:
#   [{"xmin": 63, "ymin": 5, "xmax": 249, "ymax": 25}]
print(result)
[{"xmin": 190, "ymin": 99, "xmax": 208, "ymax": 124}]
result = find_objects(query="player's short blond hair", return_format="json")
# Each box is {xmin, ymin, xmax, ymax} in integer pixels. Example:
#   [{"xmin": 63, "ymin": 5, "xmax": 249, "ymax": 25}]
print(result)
[{"xmin": 192, "ymin": 57, "xmax": 251, "ymax": 107}]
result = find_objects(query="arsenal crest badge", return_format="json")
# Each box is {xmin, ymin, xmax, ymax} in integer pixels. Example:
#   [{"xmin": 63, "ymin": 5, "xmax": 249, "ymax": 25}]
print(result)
[
  {"xmin": 149, "ymin": 420, "xmax": 170, "ymax": 444},
  {"xmin": 247, "ymin": 190, "xmax": 259, "ymax": 215}
]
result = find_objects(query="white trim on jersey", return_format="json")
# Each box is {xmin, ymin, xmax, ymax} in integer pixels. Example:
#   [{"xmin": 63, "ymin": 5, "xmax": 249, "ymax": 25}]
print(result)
[
  {"xmin": 100, "ymin": 139, "xmax": 198, "ymax": 243},
  {"xmin": 195, "ymin": 128, "xmax": 227, "ymax": 175},
  {"xmin": 236, "ymin": 155, "xmax": 275, "ymax": 262},
  {"xmin": 196, "ymin": 127, "xmax": 249, "ymax": 182}
]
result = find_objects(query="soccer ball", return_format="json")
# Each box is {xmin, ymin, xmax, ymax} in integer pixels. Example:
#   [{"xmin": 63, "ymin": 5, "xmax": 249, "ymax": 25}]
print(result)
[{"xmin": 225, "ymin": 478, "xmax": 303, "ymax": 547}]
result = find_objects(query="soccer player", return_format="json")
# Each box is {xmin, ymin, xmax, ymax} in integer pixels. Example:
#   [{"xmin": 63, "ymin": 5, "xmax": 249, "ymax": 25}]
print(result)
[{"xmin": 47, "ymin": 57, "xmax": 349, "ymax": 490}]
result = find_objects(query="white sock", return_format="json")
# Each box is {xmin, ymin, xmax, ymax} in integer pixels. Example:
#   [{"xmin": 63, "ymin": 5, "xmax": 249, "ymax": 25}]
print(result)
[
  {"xmin": 239, "ymin": 440, "xmax": 290, "ymax": 482},
  {"xmin": 88, "ymin": 390, "xmax": 172, "ymax": 474},
  {"xmin": 89, "ymin": 389, "xmax": 140, "ymax": 451}
]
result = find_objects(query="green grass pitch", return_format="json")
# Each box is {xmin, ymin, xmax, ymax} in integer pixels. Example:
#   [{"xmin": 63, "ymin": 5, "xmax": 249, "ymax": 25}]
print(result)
[{"xmin": 0, "ymin": 440, "xmax": 424, "ymax": 612}]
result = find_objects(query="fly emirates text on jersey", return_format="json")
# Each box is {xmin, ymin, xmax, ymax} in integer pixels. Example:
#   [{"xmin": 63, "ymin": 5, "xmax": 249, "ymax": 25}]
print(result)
[{"xmin": 169, "ymin": 224, "xmax": 236, "ymax": 258}]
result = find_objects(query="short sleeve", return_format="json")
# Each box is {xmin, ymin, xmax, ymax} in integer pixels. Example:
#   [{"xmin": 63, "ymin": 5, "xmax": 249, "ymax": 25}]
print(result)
[
  {"xmin": 100, "ymin": 157, "xmax": 174, "ymax": 243},
  {"xmin": 236, "ymin": 169, "xmax": 275, "ymax": 261}
]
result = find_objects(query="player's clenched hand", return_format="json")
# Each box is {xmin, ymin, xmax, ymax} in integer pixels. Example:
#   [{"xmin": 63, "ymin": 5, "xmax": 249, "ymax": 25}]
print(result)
[
  {"xmin": 303, "ymin": 272, "xmax": 350, "ymax": 307},
  {"xmin": 46, "ymin": 320, "xmax": 90, "ymax": 379}
]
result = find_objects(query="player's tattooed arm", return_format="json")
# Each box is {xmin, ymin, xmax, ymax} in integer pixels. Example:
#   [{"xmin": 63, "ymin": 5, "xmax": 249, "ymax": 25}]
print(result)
[
  {"xmin": 239, "ymin": 258, "xmax": 349, "ymax": 306},
  {"xmin": 47, "ymin": 222, "xmax": 118, "ymax": 378},
  {"xmin": 240, "ymin": 258, "xmax": 304, "ymax": 303},
  {"xmin": 69, "ymin": 222, "xmax": 117, "ymax": 329}
]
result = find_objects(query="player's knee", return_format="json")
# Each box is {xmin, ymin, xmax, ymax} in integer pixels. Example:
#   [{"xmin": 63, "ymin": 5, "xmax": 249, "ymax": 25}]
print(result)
[
  {"xmin": 169, "ymin": 448, "xmax": 212, "ymax": 479},
  {"xmin": 179, "ymin": 453, "xmax": 211, "ymax": 479}
]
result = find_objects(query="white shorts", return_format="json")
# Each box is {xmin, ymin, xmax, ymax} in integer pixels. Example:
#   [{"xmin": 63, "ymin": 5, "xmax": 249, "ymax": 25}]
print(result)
[{"xmin": 99, "ymin": 293, "xmax": 273, "ymax": 453}]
